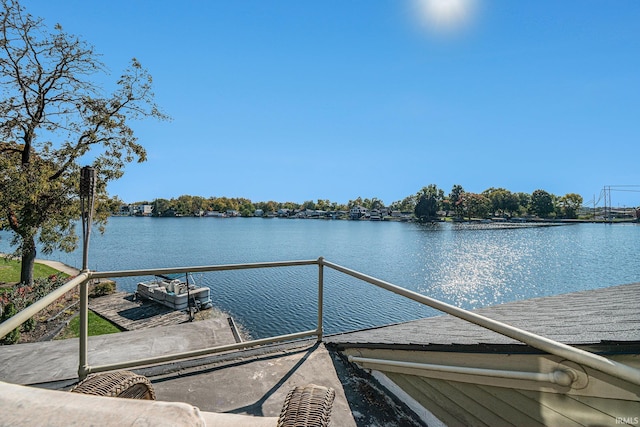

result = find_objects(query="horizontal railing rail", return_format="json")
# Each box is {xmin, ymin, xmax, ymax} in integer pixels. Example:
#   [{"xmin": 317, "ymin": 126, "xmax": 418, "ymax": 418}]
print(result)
[
  {"xmin": 1, "ymin": 257, "xmax": 639, "ymax": 387},
  {"xmin": 90, "ymin": 330, "xmax": 318, "ymax": 374},
  {"xmin": 88, "ymin": 259, "xmax": 320, "ymax": 280}
]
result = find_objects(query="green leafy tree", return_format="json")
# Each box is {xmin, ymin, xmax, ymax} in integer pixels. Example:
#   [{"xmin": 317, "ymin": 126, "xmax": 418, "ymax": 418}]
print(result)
[
  {"xmin": 462, "ymin": 193, "xmax": 492, "ymax": 220},
  {"xmin": 515, "ymin": 192, "xmax": 531, "ymax": 216},
  {"xmin": 206, "ymin": 197, "xmax": 225, "ymax": 213},
  {"xmin": 0, "ymin": 0, "xmax": 168, "ymax": 284},
  {"xmin": 441, "ymin": 198, "xmax": 451, "ymax": 217},
  {"xmin": 503, "ymin": 191, "xmax": 521, "ymax": 217},
  {"xmin": 152, "ymin": 198, "xmax": 173, "ymax": 217},
  {"xmin": 302, "ymin": 200, "xmax": 316, "ymax": 210},
  {"xmin": 263, "ymin": 201, "xmax": 277, "ymax": 214},
  {"xmin": 174, "ymin": 195, "xmax": 192, "ymax": 216},
  {"xmin": 483, "ymin": 187, "xmax": 519, "ymax": 217},
  {"xmin": 369, "ymin": 198, "xmax": 384, "ymax": 210},
  {"xmin": 102, "ymin": 195, "xmax": 125, "ymax": 215},
  {"xmin": 280, "ymin": 201, "xmax": 299, "ymax": 211},
  {"xmin": 348, "ymin": 197, "xmax": 364, "ymax": 209},
  {"xmin": 482, "ymin": 188, "xmax": 508, "ymax": 217},
  {"xmin": 449, "ymin": 184, "xmax": 465, "ymax": 218},
  {"xmin": 529, "ymin": 189, "xmax": 555, "ymax": 218},
  {"xmin": 390, "ymin": 195, "xmax": 417, "ymax": 212},
  {"xmin": 189, "ymin": 195, "xmax": 206, "ymax": 215},
  {"xmin": 238, "ymin": 200, "xmax": 255, "ymax": 217},
  {"xmin": 315, "ymin": 199, "xmax": 331, "ymax": 211},
  {"xmin": 414, "ymin": 184, "xmax": 444, "ymax": 221},
  {"xmin": 558, "ymin": 193, "xmax": 583, "ymax": 219}
]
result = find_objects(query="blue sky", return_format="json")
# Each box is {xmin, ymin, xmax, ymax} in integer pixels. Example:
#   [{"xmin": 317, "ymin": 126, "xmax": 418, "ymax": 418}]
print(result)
[{"xmin": 26, "ymin": 1, "xmax": 640, "ymax": 207}]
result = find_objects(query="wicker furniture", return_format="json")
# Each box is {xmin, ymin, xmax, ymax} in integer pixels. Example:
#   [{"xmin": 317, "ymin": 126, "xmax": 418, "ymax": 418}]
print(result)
[
  {"xmin": 277, "ymin": 384, "xmax": 335, "ymax": 427},
  {"xmin": 70, "ymin": 371, "xmax": 335, "ymax": 426},
  {"xmin": 70, "ymin": 370, "xmax": 156, "ymax": 400}
]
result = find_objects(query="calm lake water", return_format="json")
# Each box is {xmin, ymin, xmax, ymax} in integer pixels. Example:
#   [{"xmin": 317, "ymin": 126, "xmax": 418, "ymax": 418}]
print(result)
[{"xmin": 2, "ymin": 218, "xmax": 639, "ymax": 338}]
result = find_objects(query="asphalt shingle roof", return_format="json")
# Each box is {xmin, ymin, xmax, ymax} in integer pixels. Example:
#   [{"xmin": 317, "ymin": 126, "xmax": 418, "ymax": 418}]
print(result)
[{"xmin": 327, "ymin": 282, "xmax": 640, "ymax": 350}]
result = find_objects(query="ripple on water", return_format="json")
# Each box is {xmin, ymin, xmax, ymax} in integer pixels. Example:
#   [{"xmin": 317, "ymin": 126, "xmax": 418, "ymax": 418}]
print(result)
[{"xmin": 1, "ymin": 219, "xmax": 638, "ymax": 338}]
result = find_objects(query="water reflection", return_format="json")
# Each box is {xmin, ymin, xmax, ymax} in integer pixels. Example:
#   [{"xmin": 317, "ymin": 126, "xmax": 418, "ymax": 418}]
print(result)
[{"xmin": 1, "ymin": 219, "xmax": 638, "ymax": 338}]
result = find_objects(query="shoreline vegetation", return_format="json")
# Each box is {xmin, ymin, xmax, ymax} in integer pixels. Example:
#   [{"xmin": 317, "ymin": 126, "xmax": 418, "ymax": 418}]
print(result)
[
  {"xmin": 0, "ymin": 257, "xmax": 121, "ymax": 344},
  {"xmin": 110, "ymin": 185, "xmax": 639, "ymax": 222},
  {"xmin": 112, "ymin": 213, "xmax": 640, "ymax": 224}
]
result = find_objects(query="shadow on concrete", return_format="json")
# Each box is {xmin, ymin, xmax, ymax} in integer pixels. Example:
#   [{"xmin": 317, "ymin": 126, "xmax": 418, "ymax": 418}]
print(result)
[
  {"xmin": 224, "ymin": 343, "xmax": 320, "ymax": 416},
  {"xmin": 152, "ymin": 342, "xmax": 320, "ymax": 417}
]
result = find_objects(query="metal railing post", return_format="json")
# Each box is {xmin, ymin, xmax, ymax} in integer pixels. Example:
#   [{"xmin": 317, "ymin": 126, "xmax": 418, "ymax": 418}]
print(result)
[
  {"xmin": 317, "ymin": 257, "xmax": 324, "ymax": 342},
  {"xmin": 78, "ymin": 274, "xmax": 89, "ymax": 380}
]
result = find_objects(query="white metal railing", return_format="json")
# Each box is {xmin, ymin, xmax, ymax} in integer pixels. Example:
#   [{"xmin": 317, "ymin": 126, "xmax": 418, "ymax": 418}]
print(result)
[
  {"xmin": 78, "ymin": 259, "xmax": 324, "ymax": 379},
  {"xmin": 1, "ymin": 257, "xmax": 639, "ymax": 386}
]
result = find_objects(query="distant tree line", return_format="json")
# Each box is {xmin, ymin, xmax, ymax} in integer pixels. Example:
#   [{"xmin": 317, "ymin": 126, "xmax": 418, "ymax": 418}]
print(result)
[
  {"xmin": 411, "ymin": 185, "xmax": 583, "ymax": 222},
  {"xmin": 115, "ymin": 185, "xmax": 584, "ymax": 220}
]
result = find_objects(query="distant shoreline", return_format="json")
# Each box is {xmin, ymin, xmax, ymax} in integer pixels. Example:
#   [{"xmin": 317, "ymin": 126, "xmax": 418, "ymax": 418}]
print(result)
[{"xmin": 109, "ymin": 214, "xmax": 639, "ymax": 224}]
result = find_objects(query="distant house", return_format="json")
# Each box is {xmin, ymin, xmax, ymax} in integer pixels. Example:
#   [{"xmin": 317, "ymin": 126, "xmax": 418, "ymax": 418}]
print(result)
[
  {"xmin": 226, "ymin": 210, "xmax": 239, "ymax": 217},
  {"xmin": 118, "ymin": 205, "xmax": 131, "ymax": 216},
  {"xmin": 133, "ymin": 204, "xmax": 153, "ymax": 217},
  {"xmin": 277, "ymin": 208, "xmax": 291, "ymax": 217},
  {"xmin": 254, "ymin": 209, "xmax": 264, "ymax": 217},
  {"xmin": 349, "ymin": 206, "xmax": 368, "ymax": 220}
]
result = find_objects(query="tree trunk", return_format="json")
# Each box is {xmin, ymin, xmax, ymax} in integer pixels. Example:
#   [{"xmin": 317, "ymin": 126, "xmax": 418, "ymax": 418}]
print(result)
[{"xmin": 20, "ymin": 237, "xmax": 36, "ymax": 285}]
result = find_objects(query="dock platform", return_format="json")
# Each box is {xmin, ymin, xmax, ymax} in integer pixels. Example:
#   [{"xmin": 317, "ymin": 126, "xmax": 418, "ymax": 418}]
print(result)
[{"xmin": 89, "ymin": 292, "xmax": 196, "ymax": 331}]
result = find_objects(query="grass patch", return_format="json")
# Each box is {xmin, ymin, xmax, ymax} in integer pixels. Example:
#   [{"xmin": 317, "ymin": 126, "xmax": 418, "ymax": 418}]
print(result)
[
  {"xmin": 56, "ymin": 311, "xmax": 122, "ymax": 339},
  {"xmin": 0, "ymin": 258, "xmax": 68, "ymax": 284}
]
